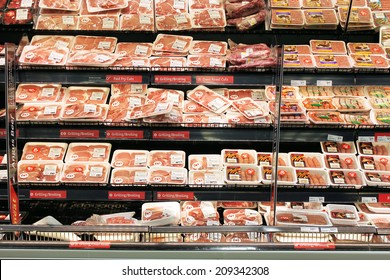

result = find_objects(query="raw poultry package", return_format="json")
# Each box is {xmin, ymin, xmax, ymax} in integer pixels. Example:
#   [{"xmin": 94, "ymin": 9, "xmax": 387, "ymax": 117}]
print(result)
[
  {"xmin": 60, "ymin": 162, "xmax": 111, "ymax": 184},
  {"xmin": 65, "ymin": 143, "xmax": 112, "ymax": 163},
  {"xmin": 21, "ymin": 142, "xmax": 68, "ymax": 161},
  {"xmin": 18, "ymin": 160, "xmax": 63, "ymax": 184}
]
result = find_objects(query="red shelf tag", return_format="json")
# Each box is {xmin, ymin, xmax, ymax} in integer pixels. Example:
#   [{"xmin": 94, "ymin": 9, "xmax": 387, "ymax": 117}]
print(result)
[
  {"xmin": 154, "ymin": 75, "xmax": 192, "ymax": 84},
  {"xmin": 30, "ymin": 190, "xmax": 67, "ymax": 199},
  {"xmin": 375, "ymin": 133, "xmax": 390, "ymax": 142},
  {"xmin": 378, "ymin": 193, "xmax": 390, "ymax": 202},
  {"xmin": 69, "ymin": 242, "xmax": 110, "ymax": 249},
  {"xmin": 156, "ymin": 192, "xmax": 194, "ymax": 200},
  {"xmin": 105, "ymin": 130, "xmax": 144, "ymax": 139},
  {"xmin": 108, "ymin": 191, "xmax": 146, "ymax": 200},
  {"xmin": 0, "ymin": 129, "xmax": 6, "ymax": 138},
  {"xmin": 60, "ymin": 129, "xmax": 99, "ymax": 138},
  {"xmin": 294, "ymin": 242, "xmax": 335, "ymax": 250},
  {"xmin": 106, "ymin": 75, "xmax": 143, "ymax": 83},
  {"xmin": 152, "ymin": 131, "xmax": 190, "ymax": 140},
  {"xmin": 195, "ymin": 75, "xmax": 234, "ymax": 84}
]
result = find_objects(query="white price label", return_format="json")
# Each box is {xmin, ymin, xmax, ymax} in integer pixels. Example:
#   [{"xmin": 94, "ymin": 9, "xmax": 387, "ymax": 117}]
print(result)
[
  {"xmin": 140, "ymin": 15, "xmax": 152, "ymax": 24},
  {"xmin": 55, "ymin": 40, "xmax": 69, "ymax": 49},
  {"xmin": 92, "ymin": 148, "xmax": 106, "ymax": 158},
  {"xmin": 300, "ymin": 227, "xmax": 320, "ymax": 233},
  {"xmin": 21, "ymin": 0, "xmax": 33, "ymax": 7},
  {"xmin": 207, "ymin": 156, "xmax": 220, "ymax": 168},
  {"xmin": 209, "ymin": 0, "xmax": 220, "ymax": 4},
  {"xmin": 155, "ymin": 103, "xmax": 170, "ymax": 112},
  {"xmin": 172, "ymin": 39, "xmax": 187, "ymax": 51},
  {"xmin": 201, "ymin": 205, "xmax": 217, "ymax": 218},
  {"xmin": 309, "ymin": 196, "xmax": 325, "ymax": 203},
  {"xmin": 167, "ymin": 92, "xmax": 180, "ymax": 105},
  {"xmin": 129, "ymin": 97, "xmax": 142, "ymax": 107},
  {"xmin": 95, "ymin": 55, "xmax": 111, "ymax": 63},
  {"xmin": 321, "ymin": 227, "xmax": 338, "ymax": 233},
  {"xmin": 208, "ymin": 9, "xmax": 221, "ymax": 19},
  {"xmin": 48, "ymin": 51, "xmax": 64, "ymax": 63},
  {"xmin": 171, "ymin": 171, "xmax": 185, "ymax": 181},
  {"xmin": 170, "ymin": 59, "xmax": 183, "ymax": 67},
  {"xmin": 130, "ymin": 84, "xmax": 144, "ymax": 93},
  {"xmin": 170, "ymin": 154, "xmax": 183, "ymax": 165},
  {"xmin": 375, "ymin": 12, "xmax": 386, "ymax": 19},
  {"xmin": 134, "ymin": 171, "xmax": 147, "ymax": 183},
  {"xmin": 132, "ymin": 59, "xmax": 146, "ymax": 67},
  {"xmin": 327, "ymin": 134, "xmax": 344, "ymax": 142},
  {"xmin": 291, "ymin": 80, "xmax": 306, "ymax": 86},
  {"xmin": 43, "ymin": 106, "xmax": 58, "ymax": 115},
  {"xmin": 139, "ymin": 0, "xmax": 151, "ymax": 8},
  {"xmin": 0, "ymin": 170, "xmax": 7, "ymax": 180},
  {"xmin": 90, "ymin": 91, "xmax": 104, "ymax": 101},
  {"xmin": 48, "ymin": 148, "xmax": 62, "ymax": 159},
  {"xmin": 377, "ymin": 136, "xmax": 390, "ymax": 142},
  {"xmin": 90, "ymin": 167, "xmax": 103, "ymax": 177},
  {"xmin": 173, "ymin": 0, "xmax": 185, "ymax": 9},
  {"xmin": 361, "ymin": 196, "xmax": 377, "ymax": 203},
  {"xmin": 62, "ymin": 16, "xmax": 75, "ymax": 25},
  {"xmin": 0, "ymin": 57, "xmax": 4, "ymax": 66},
  {"xmin": 210, "ymin": 57, "xmax": 223, "ymax": 67},
  {"xmin": 135, "ymin": 45, "xmax": 149, "ymax": 56},
  {"xmin": 102, "ymin": 18, "xmax": 115, "ymax": 29},
  {"xmin": 208, "ymin": 44, "xmax": 222, "ymax": 54},
  {"xmin": 84, "ymin": 104, "xmax": 97, "ymax": 113},
  {"xmin": 317, "ymin": 80, "xmax": 333, "ymax": 86},
  {"xmin": 41, "ymin": 87, "xmax": 55, "ymax": 97},
  {"xmin": 358, "ymin": 136, "xmax": 375, "ymax": 142},
  {"xmin": 98, "ymin": 41, "xmax": 111, "ymax": 50},
  {"xmin": 16, "ymin": 9, "xmax": 28, "ymax": 21},
  {"xmin": 174, "ymin": 14, "xmax": 188, "ymax": 24},
  {"xmin": 208, "ymin": 97, "xmax": 226, "ymax": 111},
  {"xmin": 134, "ymin": 154, "xmax": 147, "ymax": 165},
  {"xmin": 205, "ymin": 173, "xmax": 218, "ymax": 184},
  {"xmin": 208, "ymin": 116, "xmax": 223, "ymax": 123},
  {"xmin": 43, "ymin": 165, "xmax": 57, "ymax": 176}
]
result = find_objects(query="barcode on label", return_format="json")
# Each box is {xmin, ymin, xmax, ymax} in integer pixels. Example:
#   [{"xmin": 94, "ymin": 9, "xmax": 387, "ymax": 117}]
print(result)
[
  {"xmin": 327, "ymin": 134, "xmax": 343, "ymax": 142},
  {"xmin": 309, "ymin": 197, "xmax": 325, "ymax": 203},
  {"xmin": 358, "ymin": 136, "xmax": 375, "ymax": 142},
  {"xmin": 291, "ymin": 80, "xmax": 306, "ymax": 86},
  {"xmin": 361, "ymin": 197, "xmax": 377, "ymax": 203}
]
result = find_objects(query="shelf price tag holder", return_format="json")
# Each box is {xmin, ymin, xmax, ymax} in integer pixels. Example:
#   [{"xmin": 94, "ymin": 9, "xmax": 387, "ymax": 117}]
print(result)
[{"xmin": 5, "ymin": 43, "xmax": 20, "ymax": 225}]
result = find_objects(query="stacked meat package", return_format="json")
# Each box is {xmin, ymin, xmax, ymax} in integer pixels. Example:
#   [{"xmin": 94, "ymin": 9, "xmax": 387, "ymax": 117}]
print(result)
[
  {"xmin": 225, "ymin": 0, "xmax": 267, "ymax": 31},
  {"xmin": 0, "ymin": 0, "xmax": 35, "ymax": 25}
]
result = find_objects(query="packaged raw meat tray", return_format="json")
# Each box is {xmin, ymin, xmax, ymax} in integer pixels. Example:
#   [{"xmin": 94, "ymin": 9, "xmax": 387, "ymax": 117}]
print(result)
[
  {"xmin": 86, "ymin": 0, "xmax": 128, "ymax": 13},
  {"xmin": 326, "ymin": 204, "xmax": 360, "ymax": 225},
  {"xmin": 186, "ymin": 55, "xmax": 226, "ymax": 68},
  {"xmin": 148, "ymin": 166, "xmax": 187, "ymax": 185},
  {"xmin": 67, "ymin": 51, "xmax": 119, "ymax": 67},
  {"xmin": 18, "ymin": 160, "xmax": 63, "ymax": 184},
  {"xmin": 187, "ymin": 85, "xmax": 231, "ymax": 114},
  {"xmin": 288, "ymin": 152, "xmax": 325, "ymax": 169},
  {"xmin": 65, "ymin": 142, "xmax": 112, "ymax": 163},
  {"xmin": 302, "ymin": 0, "xmax": 334, "ymax": 8},
  {"xmin": 148, "ymin": 150, "xmax": 185, "ymax": 168},
  {"xmin": 16, "ymin": 83, "xmax": 62, "ymax": 103},
  {"xmin": 39, "ymin": 0, "xmax": 82, "ymax": 11},
  {"xmin": 30, "ymin": 36, "xmax": 75, "ymax": 49},
  {"xmin": 324, "ymin": 154, "xmax": 358, "ymax": 169},
  {"xmin": 119, "ymin": 14, "xmax": 155, "ymax": 31},
  {"xmin": 78, "ymin": 15, "xmax": 120, "ymax": 30},
  {"xmin": 300, "ymin": 86, "xmax": 333, "ymax": 97},
  {"xmin": 222, "ymin": 149, "xmax": 257, "ymax": 165},
  {"xmin": 126, "ymin": 102, "xmax": 173, "ymax": 119},
  {"xmin": 350, "ymin": 54, "xmax": 389, "ymax": 69},
  {"xmin": 334, "ymin": 0, "xmax": 366, "ymax": 6},
  {"xmin": 60, "ymin": 162, "xmax": 111, "ymax": 184},
  {"xmin": 111, "ymin": 150, "xmax": 149, "ymax": 168},
  {"xmin": 189, "ymin": 0, "xmax": 223, "ymax": 10},
  {"xmin": 111, "ymin": 84, "xmax": 148, "ymax": 96},
  {"xmin": 308, "ymin": 111, "xmax": 345, "ymax": 124},
  {"xmin": 17, "ymin": 103, "xmax": 63, "ymax": 122},
  {"xmin": 60, "ymin": 103, "xmax": 108, "ymax": 122},
  {"xmin": 189, "ymin": 40, "xmax": 227, "ymax": 55},
  {"xmin": 303, "ymin": 9, "xmax": 339, "ymax": 29},
  {"xmin": 224, "ymin": 165, "xmax": 261, "ymax": 185},
  {"xmin": 358, "ymin": 155, "xmax": 390, "ymax": 171},
  {"xmin": 228, "ymin": 89, "xmax": 267, "ymax": 101},
  {"xmin": 190, "ymin": 9, "xmax": 227, "ymax": 29},
  {"xmin": 295, "ymin": 169, "xmax": 330, "ymax": 186},
  {"xmin": 188, "ymin": 170, "xmax": 224, "ymax": 185},
  {"xmin": 19, "ymin": 46, "xmax": 69, "ymax": 66},
  {"xmin": 35, "ymin": 15, "xmax": 79, "ymax": 30},
  {"xmin": 147, "ymin": 88, "xmax": 184, "ymax": 108},
  {"xmin": 115, "ymin": 43, "xmax": 153, "ymax": 57},
  {"xmin": 269, "ymin": 100, "xmax": 305, "ymax": 115},
  {"xmin": 231, "ymin": 98, "xmax": 268, "ymax": 119},
  {"xmin": 257, "ymin": 152, "xmax": 290, "ymax": 166},
  {"xmin": 356, "ymin": 141, "xmax": 390, "ymax": 156},
  {"xmin": 121, "ymin": 0, "xmax": 154, "ymax": 14},
  {"xmin": 275, "ymin": 210, "xmax": 332, "ymax": 226},
  {"xmin": 365, "ymin": 86, "xmax": 390, "ymax": 98},
  {"xmin": 321, "ymin": 141, "xmax": 356, "ymax": 154},
  {"xmin": 380, "ymin": 26, "xmax": 390, "ymax": 47},
  {"xmin": 284, "ymin": 45, "xmax": 311, "ymax": 55},
  {"xmin": 149, "ymin": 57, "xmax": 187, "ymax": 71},
  {"xmin": 265, "ymin": 85, "xmax": 301, "ymax": 100},
  {"xmin": 155, "ymin": 0, "xmax": 188, "ymax": 16},
  {"xmin": 371, "ymin": 109, "xmax": 390, "ymax": 125},
  {"xmin": 143, "ymin": 107, "xmax": 183, "ymax": 123},
  {"xmin": 110, "ymin": 167, "xmax": 148, "ymax": 185},
  {"xmin": 110, "ymin": 56, "xmax": 150, "ymax": 69},
  {"xmin": 313, "ymin": 55, "xmax": 352, "ymax": 70},
  {"xmin": 180, "ymin": 201, "xmax": 220, "ymax": 226},
  {"xmin": 223, "ymin": 209, "xmax": 262, "ymax": 226},
  {"xmin": 271, "ymin": 9, "xmax": 304, "ymax": 29},
  {"xmin": 365, "ymin": 203, "xmax": 390, "ymax": 214},
  {"xmin": 334, "ymin": 97, "xmax": 371, "ymax": 112},
  {"xmin": 64, "ymin": 86, "xmax": 110, "ymax": 105},
  {"xmin": 373, "ymin": 11, "xmax": 390, "ymax": 29},
  {"xmin": 302, "ymin": 97, "xmax": 336, "ymax": 110},
  {"xmin": 310, "ymin": 40, "xmax": 347, "ymax": 55},
  {"xmin": 332, "ymin": 86, "xmax": 365, "ymax": 97},
  {"xmin": 183, "ymin": 113, "xmax": 227, "ymax": 126},
  {"xmin": 141, "ymin": 202, "xmax": 180, "ymax": 226},
  {"xmin": 156, "ymin": 14, "xmax": 192, "ymax": 31},
  {"xmin": 342, "ymin": 113, "xmax": 373, "ymax": 125},
  {"xmin": 347, "ymin": 43, "xmax": 385, "ymax": 55},
  {"xmin": 328, "ymin": 170, "xmax": 364, "ymax": 188},
  {"xmin": 71, "ymin": 35, "xmax": 117, "ymax": 53},
  {"xmin": 152, "ymin": 34, "xmax": 193, "ymax": 53},
  {"xmin": 283, "ymin": 54, "xmax": 315, "ymax": 68},
  {"xmin": 270, "ymin": 0, "xmax": 301, "ymax": 8},
  {"xmin": 21, "ymin": 142, "xmax": 68, "ymax": 161},
  {"xmin": 261, "ymin": 166, "xmax": 297, "ymax": 185},
  {"xmin": 188, "ymin": 154, "xmax": 222, "ymax": 170},
  {"xmin": 217, "ymin": 201, "xmax": 257, "ymax": 209},
  {"xmin": 367, "ymin": 214, "xmax": 390, "ymax": 228},
  {"xmin": 338, "ymin": 7, "xmax": 373, "ymax": 25}
]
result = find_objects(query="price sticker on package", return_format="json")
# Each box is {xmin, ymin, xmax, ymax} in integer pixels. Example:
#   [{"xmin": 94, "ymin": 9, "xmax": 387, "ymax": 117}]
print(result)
[
  {"xmin": 135, "ymin": 45, "xmax": 149, "ymax": 56},
  {"xmin": 291, "ymin": 80, "xmax": 306, "ymax": 86},
  {"xmin": 21, "ymin": 0, "xmax": 33, "ymax": 7},
  {"xmin": 41, "ymin": 87, "xmax": 55, "ymax": 97},
  {"xmin": 43, "ymin": 106, "xmax": 58, "ymax": 115},
  {"xmin": 317, "ymin": 80, "xmax": 332, "ymax": 86},
  {"xmin": 321, "ymin": 227, "xmax": 338, "ymax": 233},
  {"xmin": 90, "ymin": 167, "xmax": 103, "ymax": 177},
  {"xmin": 62, "ymin": 16, "xmax": 75, "ymax": 25},
  {"xmin": 16, "ymin": 9, "xmax": 28, "ymax": 20},
  {"xmin": 102, "ymin": 18, "xmax": 115, "ymax": 29},
  {"xmin": 98, "ymin": 41, "xmax": 111, "ymax": 50},
  {"xmin": 43, "ymin": 165, "xmax": 57, "ymax": 176},
  {"xmin": 327, "ymin": 134, "xmax": 343, "ymax": 142}
]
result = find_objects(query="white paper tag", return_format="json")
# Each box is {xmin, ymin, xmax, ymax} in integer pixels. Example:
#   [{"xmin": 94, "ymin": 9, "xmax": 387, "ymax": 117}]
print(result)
[
  {"xmin": 361, "ymin": 196, "xmax": 377, "ymax": 203},
  {"xmin": 140, "ymin": 15, "xmax": 151, "ymax": 24},
  {"xmin": 84, "ymin": 104, "xmax": 97, "ymax": 113},
  {"xmin": 300, "ymin": 226, "xmax": 320, "ymax": 233},
  {"xmin": 172, "ymin": 39, "xmax": 187, "ymax": 51},
  {"xmin": 139, "ymin": 0, "xmax": 151, "ymax": 8},
  {"xmin": 21, "ymin": 0, "xmax": 33, "ymax": 7},
  {"xmin": 207, "ymin": 156, "xmax": 220, "ymax": 168},
  {"xmin": 208, "ymin": 43, "xmax": 222, "ymax": 54},
  {"xmin": 90, "ymin": 91, "xmax": 104, "ymax": 101},
  {"xmin": 358, "ymin": 136, "xmax": 375, "ymax": 142},
  {"xmin": 16, "ymin": 9, "xmax": 28, "ymax": 21},
  {"xmin": 364, "ymin": 163, "xmax": 375, "ymax": 170},
  {"xmin": 321, "ymin": 227, "xmax": 338, "ymax": 233},
  {"xmin": 98, "ymin": 41, "xmax": 111, "ymax": 50},
  {"xmin": 209, "ymin": 0, "xmax": 220, "ymax": 4},
  {"xmin": 174, "ymin": 14, "xmax": 188, "ymax": 24},
  {"xmin": 210, "ymin": 57, "xmax": 223, "ymax": 67},
  {"xmin": 43, "ymin": 106, "xmax": 58, "ymax": 115},
  {"xmin": 317, "ymin": 80, "xmax": 333, "ymax": 86},
  {"xmin": 155, "ymin": 103, "xmax": 170, "ymax": 113},
  {"xmin": 0, "ymin": 57, "xmax": 4, "ymax": 66},
  {"xmin": 48, "ymin": 148, "xmax": 62, "ymax": 159},
  {"xmin": 291, "ymin": 80, "xmax": 306, "ymax": 86},
  {"xmin": 0, "ymin": 170, "xmax": 7, "ymax": 180},
  {"xmin": 328, "ymin": 134, "xmax": 343, "ymax": 142},
  {"xmin": 134, "ymin": 171, "xmax": 147, "ymax": 183},
  {"xmin": 200, "ymin": 202, "xmax": 217, "ymax": 218},
  {"xmin": 173, "ymin": 0, "xmax": 185, "ymax": 9},
  {"xmin": 208, "ymin": 97, "xmax": 226, "ymax": 111},
  {"xmin": 204, "ymin": 173, "xmax": 218, "ymax": 184},
  {"xmin": 334, "ymin": 178, "xmax": 345, "ymax": 184},
  {"xmin": 135, "ymin": 45, "xmax": 149, "ymax": 56},
  {"xmin": 102, "ymin": 18, "xmax": 115, "ymax": 29},
  {"xmin": 330, "ymin": 162, "xmax": 341, "ymax": 169},
  {"xmin": 377, "ymin": 136, "xmax": 390, "ymax": 142},
  {"xmin": 171, "ymin": 171, "xmax": 185, "ymax": 181},
  {"xmin": 375, "ymin": 12, "xmax": 386, "ymax": 19},
  {"xmin": 43, "ymin": 165, "xmax": 57, "ymax": 176},
  {"xmin": 90, "ymin": 167, "xmax": 103, "ymax": 177},
  {"xmin": 48, "ymin": 51, "xmax": 64, "ymax": 63},
  {"xmin": 298, "ymin": 178, "xmax": 310, "ymax": 184},
  {"xmin": 134, "ymin": 154, "xmax": 147, "ymax": 165},
  {"xmin": 129, "ymin": 97, "xmax": 142, "ymax": 107},
  {"xmin": 170, "ymin": 154, "xmax": 183, "ymax": 165},
  {"xmin": 55, "ymin": 40, "xmax": 69, "ymax": 49},
  {"xmin": 130, "ymin": 84, "xmax": 144, "ymax": 93},
  {"xmin": 62, "ymin": 16, "xmax": 75, "ymax": 25},
  {"xmin": 95, "ymin": 55, "xmax": 111, "ymax": 63},
  {"xmin": 41, "ymin": 87, "xmax": 55, "ymax": 97},
  {"xmin": 92, "ymin": 148, "xmax": 106, "ymax": 158},
  {"xmin": 132, "ymin": 59, "xmax": 146, "ymax": 67},
  {"xmin": 170, "ymin": 59, "xmax": 183, "ymax": 67},
  {"xmin": 208, "ymin": 116, "xmax": 223, "ymax": 123},
  {"xmin": 244, "ymin": 108, "xmax": 263, "ymax": 117}
]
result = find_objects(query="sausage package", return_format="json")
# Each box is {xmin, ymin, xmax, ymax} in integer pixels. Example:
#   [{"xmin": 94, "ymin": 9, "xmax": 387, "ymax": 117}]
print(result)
[
  {"xmin": 356, "ymin": 141, "xmax": 390, "ymax": 156},
  {"xmin": 358, "ymin": 155, "xmax": 390, "ymax": 171},
  {"xmin": 224, "ymin": 165, "xmax": 261, "ymax": 185},
  {"xmin": 326, "ymin": 204, "xmax": 360, "ymax": 225},
  {"xmin": 221, "ymin": 149, "xmax": 257, "ymax": 165},
  {"xmin": 289, "ymin": 152, "xmax": 325, "ymax": 169},
  {"xmin": 295, "ymin": 169, "xmax": 330, "ymax": 186},
  {"xmin": 324, "ymin": 154, "xmax": 358, "ymax": 169},
  {"xmin": 321, "ymin": 141, "xmax": 357, "ymax": 154},
  {"xmin": 328, "ymin": 170, "xmax": 364, "ymax": 188},
  {"xmin": 364, "ymin": 170, "xmax": 390, "ymax": 185},
  {"xmin": 261, "ymin": 166, "xmax": 297, "ymax": 185}
]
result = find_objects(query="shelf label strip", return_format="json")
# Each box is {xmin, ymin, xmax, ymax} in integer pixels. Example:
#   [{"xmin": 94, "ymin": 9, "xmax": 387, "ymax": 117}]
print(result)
[
  {"xmin": 195, "ymin": 75, "xmax": 234, "ymax": 84},
  {"xmin": 152, "ymin": 131, "xmax": 190, "ymax": 140},
  {"xmin": 156, "ymin": 192, "xmax": 194, "ymax": 200},
  {"xmin": 105, "ymin": 130, "xmax": 144, "ymax": 139},
  {"xmin": 30, "ymin": 190, "xmax": 67, "ymax": 199},
  {"xmin": 60, "ymin": 129, "xmax": 100, "ymax": 138},
  {"xmin": 69, "ymin": 242, "xmax": 110, "ymax": 249},
  {"xmin": 154, "ymin": 75, "xmax": 192, "ymax": 84},
  {"xmin": 106, "ymin": 75, "xmax": 143, "ymax": 83},
  {"xmin": 108, "ymin": 191, "xmax": 146, "ymax": 200},
  {"xmin": 294, "ymin": 242, "xmax": 335, "ymax": 250}
]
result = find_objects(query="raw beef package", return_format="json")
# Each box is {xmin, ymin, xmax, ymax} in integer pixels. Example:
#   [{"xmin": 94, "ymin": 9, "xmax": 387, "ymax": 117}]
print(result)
[
  {"xmin": 111, "ymin": 150, "xmax": 149, "ymax": 168},
  {"xmin": 65, "ymin": 143, "xmax": 112, "ymax": 163},
  {"xmin": 223, "ymin": 209, "xmax": 262, "ymax": 225},
  {"xmin": 16, "ymin": 83, "xmax": 62, "ymax": 103}
]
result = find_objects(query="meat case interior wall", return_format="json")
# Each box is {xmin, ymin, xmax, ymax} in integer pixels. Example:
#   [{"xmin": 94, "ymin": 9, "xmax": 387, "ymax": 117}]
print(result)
[{"xmin": 1, "ymin": 0, "xmax": 390, "ymax": 255}]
